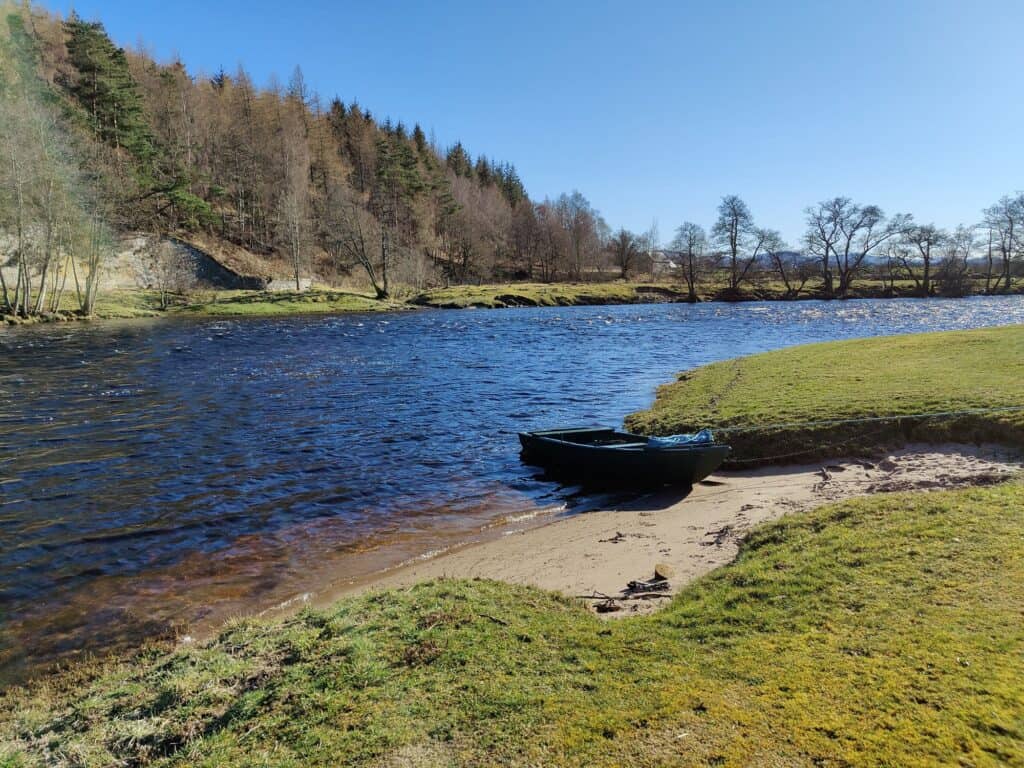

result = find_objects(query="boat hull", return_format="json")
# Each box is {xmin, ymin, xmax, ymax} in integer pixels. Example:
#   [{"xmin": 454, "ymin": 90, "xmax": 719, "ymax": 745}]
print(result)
[{"xmin": 518, "ymin": 428, "xmax": 730, "ymax": 488}]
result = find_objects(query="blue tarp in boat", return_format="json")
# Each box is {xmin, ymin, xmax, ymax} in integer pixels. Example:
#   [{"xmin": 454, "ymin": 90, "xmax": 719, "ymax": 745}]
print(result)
[{"xmin": 646, "ymin": 429, "xmax": 715, "ymax": 448}]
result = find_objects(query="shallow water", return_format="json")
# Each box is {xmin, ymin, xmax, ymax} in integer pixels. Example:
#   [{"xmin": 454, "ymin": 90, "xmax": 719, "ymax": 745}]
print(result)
[{"xmin": 1, "ymin": 297, "xmax": 1022, "ymax": 680}]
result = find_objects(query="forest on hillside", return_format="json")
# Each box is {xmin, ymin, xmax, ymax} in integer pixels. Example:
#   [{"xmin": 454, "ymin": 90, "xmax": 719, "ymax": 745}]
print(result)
[
  {"xmin": 0, "ymin": 1, "xmax": 628, "ymax": 314},
  {"xmin": 0, "ymin": 2, "xmax": 1022, "ymax": 319}
]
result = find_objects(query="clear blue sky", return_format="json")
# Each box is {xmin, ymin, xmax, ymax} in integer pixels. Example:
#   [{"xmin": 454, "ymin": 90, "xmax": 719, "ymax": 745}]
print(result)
[{"xmin": 44, "ymin": 0, "xmax": 1024, "ymax": 245}]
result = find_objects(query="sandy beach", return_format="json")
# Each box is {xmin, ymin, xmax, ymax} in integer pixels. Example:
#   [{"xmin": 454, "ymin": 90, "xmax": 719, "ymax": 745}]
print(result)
[{"xmin": 328, "ymin": 443, "xmax": 1021, "ymax": 615}]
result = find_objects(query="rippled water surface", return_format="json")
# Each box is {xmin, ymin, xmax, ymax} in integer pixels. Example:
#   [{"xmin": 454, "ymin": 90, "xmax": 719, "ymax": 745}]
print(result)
[{"xmin": 2, "ymin": 297, "xmax": 1022, "ymax": 679}]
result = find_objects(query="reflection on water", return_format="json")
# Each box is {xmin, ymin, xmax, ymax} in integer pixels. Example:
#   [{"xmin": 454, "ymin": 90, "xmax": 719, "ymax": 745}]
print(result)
[{"xmin": 1, "ymin": 297, "xmax": 1022, "ymax": 680}]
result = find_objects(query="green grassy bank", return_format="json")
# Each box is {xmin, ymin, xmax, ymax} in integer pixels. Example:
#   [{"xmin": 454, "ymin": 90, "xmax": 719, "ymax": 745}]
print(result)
[
  {"xmin": 71, "ymin": 289, "xmax": 402, "ymax": 320},
  {"xmin": 407, "ymin": 277, "xmax": 939, "ymax": 309},
  {"xmin": 627, "ymin": 325, "xmax": 1024, "ymax": 464},
  {"xmin": 3, "ymin": 289, "xmax": 401, "ymax": 324},
  {"xmin": 409, "ymin": 282, "xmax": 647, "ymax": 308},
  {"xmin": 2, "ymin": 482, "xmax": 1022, "ymax": 766},
  {"xmin": 176, "ymin": 290, "xmax": 403, "ymax": 317},
  {"xmin": 5, "ymin": 278, "xmax": 1017, "ymax": 323}
]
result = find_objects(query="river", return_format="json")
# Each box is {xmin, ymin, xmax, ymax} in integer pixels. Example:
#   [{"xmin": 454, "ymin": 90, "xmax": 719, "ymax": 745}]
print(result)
[{"xmin": 1, "ymin": 296, "xmax": 1022, "ymax": 681}]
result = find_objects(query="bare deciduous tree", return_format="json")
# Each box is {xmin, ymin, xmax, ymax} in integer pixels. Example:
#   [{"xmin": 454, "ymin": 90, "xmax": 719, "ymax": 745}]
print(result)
[
  {"xmin": 145, "ymin": 239, "xmax": 197, "ymax": 309},
  {"xmin": 982, "ymin": 193, "xmax": 1023, "ymax": 293},
  {"xmin": 278, "ymin": 94, "xmax": 311, "ymax": 291},
  {"xmin": 711, "ymin": 195, "xmax": 756, "ymax": 290},
  {"xmin": 0, "ymin": 30, "xmax": 109, "ymax": 318},
  {"xmin": 934, "ymin": 224, "xmax": 976, "ymax": 296},
  {"xmin": 804, "ymin": 198, "xmax": 905, "ymax": 297},
  {"xmin": 327, "ymin": 191, "xmax": 388, "ymax": 299},
  {"xmin": 897, "ymin": 222, "xmax": 946, "ymax": 296},
  {"xmin": 608, "ymin": 228, "xmax": 642, "ymax": 279},
  {"xmin": 554, "ymin": 191, "xmax": 605, "ymax": 281},
  {"xmin": 669, "ymin": 222, "xmax": 708, "ymax": 302},
  {"xmin": 834, "ymin": 205, "xmax": 905, "ymax": 296},
  {"xmin": 761, "ymin": 230, "xmax": 811, "ymax": 298}
]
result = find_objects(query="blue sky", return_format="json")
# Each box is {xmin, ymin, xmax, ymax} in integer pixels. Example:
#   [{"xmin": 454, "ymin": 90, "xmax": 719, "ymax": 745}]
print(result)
[{"xmin": 43, "ymin": 0, "xmax": 1024, "ymax": 245}]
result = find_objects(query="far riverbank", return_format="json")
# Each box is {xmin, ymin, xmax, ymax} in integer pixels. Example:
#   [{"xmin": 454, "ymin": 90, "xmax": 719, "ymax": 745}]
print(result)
[{"xmin": 5, "ymin": 277, "xmax": 1023, "ymax": 325}]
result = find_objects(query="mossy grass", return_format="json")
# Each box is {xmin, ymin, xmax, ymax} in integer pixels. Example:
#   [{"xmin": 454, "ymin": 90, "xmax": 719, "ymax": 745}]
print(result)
[
  {"xmin": 626, "ymin": 325, "xmax": 1024, "ymax": 464},
  {"xmin": 408, "ymin": 277, "xmax": 960, "ymax": 309},
  {"xmin": 57, "ymin": 289, "xmax": 402, "ymax": 319},
  {"xmin": 2, "ymin": 481, "xmax": 1022, "ymax": 765},
  {"xmin": 36, "ymin": 277, "xmax": 1014, "ymax": 322},
  {"xmin": 175, "ymin": 289, "xmax": 403, "ymax": 317},
  {"xmin": 16, "ymin": 289, "xmax": 397, "ymax": 322},
  {"xmin": 410, "ymin": 282, "xmax": 644, "ymax": 308}
]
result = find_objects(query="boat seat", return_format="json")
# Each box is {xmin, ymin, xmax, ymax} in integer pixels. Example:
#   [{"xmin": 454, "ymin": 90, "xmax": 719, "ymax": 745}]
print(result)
[{"xmin": 608, "ymin": 442, "xmax": 648, "ymax": 449}]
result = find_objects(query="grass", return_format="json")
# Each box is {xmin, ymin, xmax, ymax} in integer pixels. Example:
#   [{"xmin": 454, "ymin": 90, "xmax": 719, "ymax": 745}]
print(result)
[
  {"xmin": 86, "ymin": 289, "xmax": 166, "ymax": 318},
  {"xmin": 7, "ymin": 289, "xmax": 394, "ymax": 323},
  {"xmin": 626, "ymin": 325, "xmax": 1024, "ymax": 464},
  {"xmin": 24, "ymin": 275, "xmax": 1015, "ymax": 323},
  {"xmin": 409, "ymin": 276, "xmax": 973, "ymax": 309},
  {"xmin": 410, "ymin": 282, "xmax": 645, "ymax": 308},
  {"xmin": 176, "ymin": 289, "xmax": 403, "ymax": 317},
  {"xmin": 53, "ymin": 289, "xmax": 402, "ymax": 320},
  {"xmin": 2, "ymin": 481, "xmax": 1022, "ymax": 766}
]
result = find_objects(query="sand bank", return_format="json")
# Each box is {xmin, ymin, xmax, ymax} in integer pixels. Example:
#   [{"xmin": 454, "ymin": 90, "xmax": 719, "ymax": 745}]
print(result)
[{"xmin": 334, "ymin": 443, "xmax": 1020, "ymax": 616}]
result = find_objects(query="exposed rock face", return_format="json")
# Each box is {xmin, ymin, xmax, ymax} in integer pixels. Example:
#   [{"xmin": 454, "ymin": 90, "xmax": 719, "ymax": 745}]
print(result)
[{"xmin": 109, "ymin": 235, "xmax": 268, "ymax": 290}]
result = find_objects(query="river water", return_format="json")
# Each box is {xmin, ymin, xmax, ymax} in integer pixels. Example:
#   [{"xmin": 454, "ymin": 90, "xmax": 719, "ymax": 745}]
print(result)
[{"xmin": 1, "ymin": 297, "xmax": 1022, "ymax": 680}]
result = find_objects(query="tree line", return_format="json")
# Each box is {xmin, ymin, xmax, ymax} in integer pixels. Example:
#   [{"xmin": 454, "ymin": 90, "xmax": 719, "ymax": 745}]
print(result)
[{"xmin": 659, "ymin": 192, "xmax": 1023, "ymax": 300}]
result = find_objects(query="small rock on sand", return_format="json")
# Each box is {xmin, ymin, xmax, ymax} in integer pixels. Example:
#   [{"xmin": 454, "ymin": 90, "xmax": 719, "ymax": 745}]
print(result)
[{"xmin": 654, "ymin": 562, "xmax": 675, "ymax": 580}]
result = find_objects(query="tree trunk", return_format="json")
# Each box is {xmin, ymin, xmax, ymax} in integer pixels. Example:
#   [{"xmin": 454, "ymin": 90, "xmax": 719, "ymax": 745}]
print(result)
[
  {"xmin": 922, "ymin": 248, "xmax": 931, "ymax": 296},
  {"xmin": 686, "ymin": 251, "xmax": 697, "ymax": 302}
]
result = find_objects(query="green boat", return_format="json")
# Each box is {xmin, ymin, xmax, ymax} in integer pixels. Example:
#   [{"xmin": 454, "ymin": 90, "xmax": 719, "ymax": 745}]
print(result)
[{"xmin": 518, "ymin": 427, "xmax": 731, "ymax": 488}]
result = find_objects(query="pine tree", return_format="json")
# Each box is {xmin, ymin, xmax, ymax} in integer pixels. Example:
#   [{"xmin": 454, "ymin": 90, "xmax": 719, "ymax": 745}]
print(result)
[
  {"xmin": 412, "ymin": 123, "xmax": 427, "ymax": 155},
  {"xmin": 474, "ymin": 156, "xmax": 493, "ymax": 186},
  {"xmin": 372, "ymin": 135, "xmax": 424, "ymax": 240},
  {"xmin": 498, "ymin": 162, "xmax": 526, "ymax": 207},
  {"xmin": 210, "ymin": 67, "xmax": 227, "ymax": 90},
  {"xmin": 445, "ymin": 141, "xmax": 472, "ymax": 177},
  {"xmin": 329, "ymin": 97, "xmax": 346, "ymax": 121},
  {"xmin": 63, "ymin": 14, "xmax": 153, "ymax": 163}
]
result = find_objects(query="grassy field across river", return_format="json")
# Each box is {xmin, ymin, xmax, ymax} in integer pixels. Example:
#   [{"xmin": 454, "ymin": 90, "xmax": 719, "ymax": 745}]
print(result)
[
  {"xmin": 2, "ymin": 289, "xmax": 402, "ymax": 324},
  {"xmin": 5, "ymin": 276, "xmax": 968, "ymax": 324},
  {"xmin": 1, "ymin": 326, "xmax": 1023, "ymax": 766},
  {"xmin": 89, "ymin": 289, "xmax": 402, "ymax": 319},
  {"xmin": 407, "ymin": 277, "xmax": 936, "ymax": 309}
]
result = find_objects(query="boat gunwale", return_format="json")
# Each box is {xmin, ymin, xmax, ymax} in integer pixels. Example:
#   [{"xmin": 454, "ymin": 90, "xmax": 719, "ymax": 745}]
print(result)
[{"xmin": 520, "ymin": 429, "xmax": 731, "ymax": 453}]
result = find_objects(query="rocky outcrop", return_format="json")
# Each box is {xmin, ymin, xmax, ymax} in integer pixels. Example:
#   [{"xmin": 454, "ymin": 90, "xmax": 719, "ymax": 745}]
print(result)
[{"xmin": 109, "ymin": 235, "xmax": 267, "ymax": 290}]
